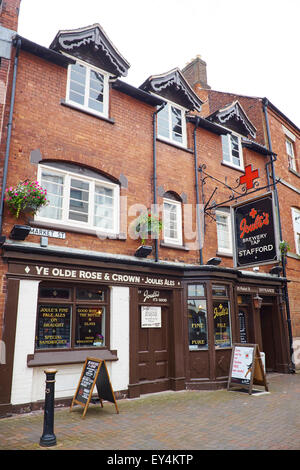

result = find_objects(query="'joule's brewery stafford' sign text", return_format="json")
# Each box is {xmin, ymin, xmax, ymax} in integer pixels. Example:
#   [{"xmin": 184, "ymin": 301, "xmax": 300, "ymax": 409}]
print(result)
[
  {"xmin": 233, "ymin": 193, "xmax": 278, "ymax": 268},
  {"xmin": 10, "ymin": 263, "xmax": 181, "ymax": 288}
]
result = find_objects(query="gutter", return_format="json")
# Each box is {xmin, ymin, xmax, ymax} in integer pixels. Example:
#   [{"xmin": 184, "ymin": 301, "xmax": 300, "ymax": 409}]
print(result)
[
  {"xmin": 112, "ymin": 80, "xmax": 165, "ymax": 107},
  {"xmin": 0, "ymin": 37, "xmax": 21, "ymax": 244},
  {"xmin": 16, "ymin": 35, "xmax": 75, "ymax": 68},
  {"xmin": 193, "ymin": 117, "xmax": 203, "ymax": 265},
  {"xmin": 152, "ymin": 102, "xmax": 167, "ymax": 262},
  {"xmin": 262, "ymin": 98, "xmax": 295, "ymax": 373}
]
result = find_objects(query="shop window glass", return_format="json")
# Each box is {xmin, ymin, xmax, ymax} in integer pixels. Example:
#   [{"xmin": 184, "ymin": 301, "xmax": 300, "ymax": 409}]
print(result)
[
  {"xmin": 213, "ymin": 301, "xmax": 232, "ymax": 348},
  {"xmin": 39, "ymin": 286, "xmax": 70, "ymax": 299},
  {"xmin": 75, "ymin": 306, "xmax": 105, "ymax": 347},
  {"xmin": 212, "ymin": 285, "xmax": 228, "ymax": 297},
  {"xmin": 212, "ymin": 284, "xmax": 232, "ymax": 348},
  {"xmin": 36, "ymin": 304, "xmax": 72, "ymax": 349},
  {"xmin": 76, "ymin": 287, "xmax": 104, "ymax": 301},
  {"xmin": 35, "ymin": 284, "xmax": 107, "ymax": 350},
  {"xmin": 187, "ymin": 284, "xmax": 207, "ymax": 350},
  {"xmin": 188, "ymin": 284, "xmax": 205, "ymax": 297}
]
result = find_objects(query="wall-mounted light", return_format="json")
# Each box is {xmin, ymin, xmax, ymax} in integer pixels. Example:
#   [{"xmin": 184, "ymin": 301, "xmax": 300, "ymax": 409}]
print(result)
[
  {"xmin": 253, "ymin": 293, "xmax": 263, "ymax": 310},
  {"xmin": 206, "ymin": 257, "xmax": 221, "ymax": 266},
  {"xmin": 269, "ymin": 265, "xmax": 282, "ymax": 276},
  {"xmin": 135, "ymin": 245, "xmax": 152, "ymax": 258},
  {"xmin": 9, "ymin": 225, "xmax": 31, "ymax": 241}
]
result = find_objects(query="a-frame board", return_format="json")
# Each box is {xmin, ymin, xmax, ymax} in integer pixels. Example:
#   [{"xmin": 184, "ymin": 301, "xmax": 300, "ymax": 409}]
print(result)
[
  {"xmin": 70, "ymin": 357, "xmax": 119, "ymax": 418},
  {"xmin": 227, "ymin": 343, "xmax": 268, "ymax": 394}
]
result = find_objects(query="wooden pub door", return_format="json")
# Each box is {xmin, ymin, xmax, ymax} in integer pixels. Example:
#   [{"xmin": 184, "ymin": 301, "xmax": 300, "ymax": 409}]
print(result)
[{"xmin": 137, "ymin": 291, "xmax": 170, "ymax": 395}]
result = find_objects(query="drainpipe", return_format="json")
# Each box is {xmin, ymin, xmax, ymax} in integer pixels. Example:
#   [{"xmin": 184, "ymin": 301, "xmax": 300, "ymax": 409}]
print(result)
[
  {"xmin": 152, "ymin": 102, "xmax": 166, "ymax": 262},
  {"xmin": 262, "ymin": 98, "xmax": 295, "ymax": 373},
  {"xmin": 0, "ymin": 37, "xmax": 21, "ymax": 241},
  {"xmin": 193, "ymin": 117, "xmax": 203, "ymax": 265}
]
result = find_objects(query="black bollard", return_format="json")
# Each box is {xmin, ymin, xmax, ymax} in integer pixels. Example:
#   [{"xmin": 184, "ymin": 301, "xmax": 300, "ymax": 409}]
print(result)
[{"xmin": 39, "ymin": 369, "xmax": 57, "ymax": 447}]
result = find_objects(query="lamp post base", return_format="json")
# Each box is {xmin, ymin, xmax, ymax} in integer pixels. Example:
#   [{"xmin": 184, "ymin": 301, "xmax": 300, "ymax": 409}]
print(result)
[{"xmin": 39, "ymin": 433, "xmax": 57, "ymax": 447}]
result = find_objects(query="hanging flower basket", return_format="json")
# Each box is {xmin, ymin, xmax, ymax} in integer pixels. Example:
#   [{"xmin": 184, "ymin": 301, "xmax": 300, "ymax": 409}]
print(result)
[
  {"xmin": 5, "ymin": 180, "xmax": 48, "ymax": 218},
  {"xmin": 135, "ymin": 209, "xmax": 162, "ymax": 245},
  {"xmin": 279, "ymin": 240, "xmax": 290, "ymax": 257}
]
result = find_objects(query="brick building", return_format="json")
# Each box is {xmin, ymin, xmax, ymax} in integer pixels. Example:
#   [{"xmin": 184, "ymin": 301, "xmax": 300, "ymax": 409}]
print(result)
[
  {"xmin": 182, "ymin": 55, "xmax": 300, "ymax": 368},
  {"xmin": 0, "ymin": 3, "xmax": 297, "ymax": 415}
]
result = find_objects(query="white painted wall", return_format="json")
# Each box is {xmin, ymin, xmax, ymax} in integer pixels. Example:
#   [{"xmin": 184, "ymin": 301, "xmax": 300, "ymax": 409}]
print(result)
[
  {"xmin": 108, "ymin": 286, "xmax": 130, "ymax": 391},
  {"xmin": 11, "ymin": 280, "xmax": 39, "ymax": 405}
]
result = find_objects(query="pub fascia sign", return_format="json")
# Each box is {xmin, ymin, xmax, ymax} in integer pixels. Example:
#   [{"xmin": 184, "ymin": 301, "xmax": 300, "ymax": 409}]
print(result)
[
  {"xmin": 232, "ymin": 192, "xmax": 279, "ymax": 268},
  {"xmin": 11, "ymin": 263, "xmax": 181, "ymax": 288}
]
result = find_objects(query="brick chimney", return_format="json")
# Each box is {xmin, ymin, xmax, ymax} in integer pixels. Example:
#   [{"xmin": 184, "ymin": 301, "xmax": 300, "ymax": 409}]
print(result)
[
  {"xmin": 0, "ymin": 0, "xmax": 22, "ymax": 31},
  {"xmin": 182, "ymin": 55, "xmax": 211, "ymax": 90}
]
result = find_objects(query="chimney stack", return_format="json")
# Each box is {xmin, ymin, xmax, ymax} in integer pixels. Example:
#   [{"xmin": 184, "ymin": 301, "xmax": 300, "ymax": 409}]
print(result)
[
  {"xmin": 182, "ymin": 55, "xmax": 211, "ymax": 90},
  {"xmin": 0, "ymin": 0, "xmax": 22, "ymax": 32}
]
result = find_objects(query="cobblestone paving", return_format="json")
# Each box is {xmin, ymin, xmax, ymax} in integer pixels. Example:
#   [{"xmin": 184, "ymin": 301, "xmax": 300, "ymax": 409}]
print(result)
[{"xmin": 0, "ymin": 373, "xmax": 299, "ymax": 451}]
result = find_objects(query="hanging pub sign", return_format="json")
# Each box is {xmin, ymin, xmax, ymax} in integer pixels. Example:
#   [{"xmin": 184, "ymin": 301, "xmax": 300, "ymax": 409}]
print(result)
[{"xmin": 232, "ymin": 192, "xmax": 279, "ymax": 268}]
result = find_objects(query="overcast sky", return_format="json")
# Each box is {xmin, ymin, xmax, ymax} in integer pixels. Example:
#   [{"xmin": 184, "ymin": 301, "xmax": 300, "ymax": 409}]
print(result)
[{"xmin": 18, "ymin": 0, "xmax": 300, "ymax": 126}]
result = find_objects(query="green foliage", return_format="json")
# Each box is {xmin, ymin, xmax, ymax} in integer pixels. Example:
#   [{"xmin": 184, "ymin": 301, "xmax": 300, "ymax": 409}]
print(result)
[{"xmin": 135, "ymin": 210, "xmax": 163, "ymax": 245}]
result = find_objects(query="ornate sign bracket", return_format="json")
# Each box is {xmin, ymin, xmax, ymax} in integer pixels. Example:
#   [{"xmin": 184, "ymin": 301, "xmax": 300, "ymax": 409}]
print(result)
[{"xmin": 199, "ymin": 163, "xmax": 280, "ymax": 217}]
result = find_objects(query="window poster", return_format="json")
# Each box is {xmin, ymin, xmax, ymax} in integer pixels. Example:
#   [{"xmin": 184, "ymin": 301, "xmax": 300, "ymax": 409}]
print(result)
[
  {"xmin": 75, "ymin": 306, "xmax": 105, "ymax": 347},
  {"xmin": 213, "ymin": 301, "xmax": 232, "ymax": 348},
  {"xmin": 36, "ymin": 304, "xmax": 71, "ymax": 349},
  {"xmin": 230, "ymin": 345, "xmax": 254, "ymax": 385},
  {"xmin": 188, "ymin": 299, "xmax": 208, "ymax": 350}
]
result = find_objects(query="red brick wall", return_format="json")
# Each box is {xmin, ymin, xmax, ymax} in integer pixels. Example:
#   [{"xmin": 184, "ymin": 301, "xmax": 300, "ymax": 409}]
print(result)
[
  {"xmin": 1, "ymin": 47, "xmax": 298, "ymax": 343},
  {"xmin": 0, "ymin": 49, "xmax": 278, "ymax": 265},
  {"xmin": 266, "ymin": 106, "xmax": 300, "ymax": 337}
]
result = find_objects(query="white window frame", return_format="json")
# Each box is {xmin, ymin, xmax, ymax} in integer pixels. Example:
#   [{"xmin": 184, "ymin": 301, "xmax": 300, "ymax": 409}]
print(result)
[
  {"xmin": 66, "ymin": 57, "xmax": 110, "ymax": 118},
  {"xmin": 35, "ymin": 165, "xmax": 120, "ymax": 235},
  {"xmin": 216, "ymin": 208, "xmax": 232, "ymax": 255},
  {"xmin": 291, "ymin": 207, "xmax": 300, "ymax": 256},
  {"xmin": 221, "ymin": 132, "xmax": 244, "ymax": 170},
  {"xmin": 157, "ymin": 100, "xmax": 188, "ymax": 148},
  {"xmin": 163, "ymin": 198, "xmax": 183, "ymax": 246},
  {"xmin": 286, "ymin": 138, "xmax": 297, "ymax": 172}
]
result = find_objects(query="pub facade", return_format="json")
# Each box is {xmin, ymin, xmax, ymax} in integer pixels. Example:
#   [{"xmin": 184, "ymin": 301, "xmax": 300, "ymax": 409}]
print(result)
[{"xmin": 0, "ymin": 5, "xmax": 294, "ymax": 415}]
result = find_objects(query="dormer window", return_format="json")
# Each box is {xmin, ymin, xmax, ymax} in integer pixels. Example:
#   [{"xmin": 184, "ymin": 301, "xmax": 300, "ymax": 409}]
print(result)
[
  {"xmin": 221, "ymin": 133, "xmax": 244, "ymax": 170},
  {"xmin": 157, "ymin": 101, "xmax": 187, "ymax": 147},
  {"xmin": 66, "ymin": 60, "xmax": 109, "ymax": 118}
]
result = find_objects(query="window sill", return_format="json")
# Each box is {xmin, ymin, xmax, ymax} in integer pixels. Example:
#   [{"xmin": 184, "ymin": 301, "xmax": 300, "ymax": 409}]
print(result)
[
  {"xmin": 287, "ymin": 252, "xmax": 300, "ymax": 260},
  {"xmin": 156, "ymin": 137, "xmax": 194, "ymax": 154},
  {"xmin": 221, "ymin": 161, "xmax": 244, "ymax": 173},
  {"xmin": 30, "ymin": 218, "xmax": 127, "ymax": 240},
  {"xmin": 60, "ymin": 99, "xmax": 115, "ymax": 124},
  {"xmin": 289, "ymin": 167, "xmax": 300, "ymax": 178},
  {"xmin": 27, "ymin": 348, "xmax": 118, "ymax": 367},
  {"xmin": 216, "ymin": 251, "xmax": 233, "ymax": 258},
  {"xmin": 160, "ymin": 240, "xmax": 189, "ymax": 251}
]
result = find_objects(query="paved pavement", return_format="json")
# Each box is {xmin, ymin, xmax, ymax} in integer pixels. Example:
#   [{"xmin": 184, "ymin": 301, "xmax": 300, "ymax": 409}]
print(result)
[{"xmin": 0, "ymin": 372, "xmax": 299, "ymax": 452}]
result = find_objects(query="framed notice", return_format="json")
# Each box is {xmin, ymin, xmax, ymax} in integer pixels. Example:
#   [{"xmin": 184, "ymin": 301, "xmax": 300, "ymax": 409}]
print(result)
[
  {"xmin": 141, "ymin": 306, "xmax": 161, "ymax": 328},
  {"xmin": 232, "ymin": 192, "xmax": 279, "ymax": 268},
  {"xmin": 227, "ymin": 344, "xmax": 268, "ymax": 394}
]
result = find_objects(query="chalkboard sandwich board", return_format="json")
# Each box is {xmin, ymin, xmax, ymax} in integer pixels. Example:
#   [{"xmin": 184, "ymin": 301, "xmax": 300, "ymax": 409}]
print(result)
[
  {"xmin": 227, "ymin": 343, "xmax": 268, "ymax": 395},
  {"xmin": 70, "ymin": 358, "xmax": 119, "ymax": 418}
]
